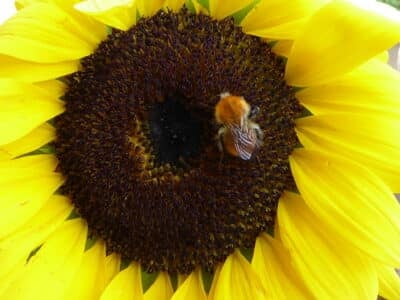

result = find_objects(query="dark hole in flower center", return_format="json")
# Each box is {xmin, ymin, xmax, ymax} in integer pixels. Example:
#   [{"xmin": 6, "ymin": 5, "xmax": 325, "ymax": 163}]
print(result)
[
  {"xmin": 148, "ymin": 94, "xmax": 203, "ymax": 167},
  {"xmin": 55, "ymin": 8, "xmax": 303, "ymax": 274}
]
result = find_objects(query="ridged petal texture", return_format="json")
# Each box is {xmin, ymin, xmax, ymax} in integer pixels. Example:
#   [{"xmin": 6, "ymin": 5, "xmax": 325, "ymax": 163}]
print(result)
[
  {"xmin": 241, "ymin": 0, "xmax": 327, "ymax": 40},
  {"xmin": 37, "ymin": 0, "xmax": 107, "ymax": 45},
  {"xmin": 377, "ymin": 265, "xmax": 400, "ymax": 300},
  {"xmin": 144, "ymin": 272, "xmax": 174, "ymax": 300},
  {"xmin": 75, "ymin": 0, "xmax": 137, "ymax": 31},
  {"xmin": 296, "ymin": 58, "xmax": 400, "ymax": 118},
  {"xmin": 0, "ymin": 155, "xmax": 63, "ymax": 239},
  {"xmin": 191, "ymin": 0, "xmax": 208, "ymax": 14},
  {"xmin": 209, "ymin": 0, "xmax": 254, "ymax": 20},
  {"xmin": 0, "ymin": 123, "xmax": 55, "ymax": 161},
  {"xmin": 272, "ymin": 40, "xmax": 293, "ymax": 57},
  {"xmin": 137, "ymin": 0, "xmax": 165, "ymax": 17},
  {"xmin": 15, "ymin": 0, "xmax": 42, "ymax": 9},
  {"xmin": 289, "ymin": 149, "xmax": 400, "ymax": 266},
  {"xmin": 104, "ymin": 253, "xmax": 120, "ymax": 286},
  {"xmin": 34, "ymin": 80, "xmax": 67, "ymax": 97},
  {"xmin": 209, "ymin": 250, "xmax": 265, "ymax": 300},
  {"xmin": 100, "ymin": 262, "xmax": 143, "ymax": 300},
  {"xmin": 285, "ymin": 0, "xmax": 400, "ymax": 86},
  {"xmin": 0, "ymin": 2, "xmax": 106, "ymax": 63},
  {"xmin": 171, "ymin": 269, "xmax": 207, "ymax": 300},
  {"xmin": 0, "ymin": 79, "xmax": 64, "ymax": 146},
  {"xmin": 278, "ymin": 192, "xmax": 378, "ymax": 299},
  {"xmin": 0, "ymin": 194, "xmax": 72, "ymax": 296},
  {"xmin": 251, "ymin": 233, "xmax": 312, "ymax": 299},
  {"xmin": 9, "ymin": 1, "xmax": 98, "ymax": 81},
  {"xmin": 296, "ymin": 113, "xmax": 400, "ymax": 192},
  {"xmin": 0, "ymin": 55, "xmax": 78, "ymax": 82},
  {"xmin": 164, "ymin": 0, "xmax": 185, "ymax": 12},
  {"xmin": 0, "ymin": 219, "xmax": 88, "ymax": 300},
  {"xmin": 64, "ymin": 241, "xmax": 107, "ymax": 299}
]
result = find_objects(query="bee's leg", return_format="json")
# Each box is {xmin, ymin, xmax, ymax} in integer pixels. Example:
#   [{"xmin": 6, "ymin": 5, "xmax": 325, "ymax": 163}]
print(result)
[
  {"xmin": 251, "ymin": 123, "xmax": 264, "ymax": 166},
  {"xmin": 216, "ymin": 127, "xmax": 224, "ymax": 152},
  {"xmin": 216, "ymin": 127, "xmax": 225, "ymax": 169},
  {"xmin": 250, "ymin": 122, "xmax": 264, "ymax": 142},
  {"xmin": 249, "ymin": 106, "xmax": 260, "ymax": 119}
]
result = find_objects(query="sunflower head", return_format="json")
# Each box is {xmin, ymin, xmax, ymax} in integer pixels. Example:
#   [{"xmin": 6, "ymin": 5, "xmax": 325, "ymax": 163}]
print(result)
[{"xmin": 1, "ymin": 0, "xmax": 400, "ymax": 299}]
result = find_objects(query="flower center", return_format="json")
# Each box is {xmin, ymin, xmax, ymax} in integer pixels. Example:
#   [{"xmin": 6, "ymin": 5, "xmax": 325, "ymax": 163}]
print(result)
[
  {"xmin": 55, "ymin": 8, "xmax": 302, "ymax": 274},
  {"xmin": 146, "ymin": 94, "xmax": 203, "ymax": 167}
]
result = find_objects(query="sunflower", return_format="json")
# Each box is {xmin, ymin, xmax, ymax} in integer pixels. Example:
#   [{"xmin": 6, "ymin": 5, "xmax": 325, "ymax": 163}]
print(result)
[{"xmin": 1, "ymin": 0, "xmax": 400, "ymax": 299}]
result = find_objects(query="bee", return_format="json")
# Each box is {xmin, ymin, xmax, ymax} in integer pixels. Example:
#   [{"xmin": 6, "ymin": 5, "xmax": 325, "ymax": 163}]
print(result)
[{"xmin": 215, "ymin": 92, "xmax": 263, "ymax": 160}]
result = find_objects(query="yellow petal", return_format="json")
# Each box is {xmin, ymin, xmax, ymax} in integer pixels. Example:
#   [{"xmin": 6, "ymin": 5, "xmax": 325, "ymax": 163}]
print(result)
[
  {"xmin": 246, "ymin": 19, "xmax": 306, "ymax": 40},
  {"xmin": 210, "ymin": 250, "xmax": 265, "ymax": 300},
  {"xmin": 296, "ymin": 59, "xmax": 400, "ymax": 118},
  {"xmin": 290, "ymin": 149, "xmax": 400, "ymax": 266},
  {"xmin": 34, "ymin": 80, "xmax": 67, "ymax": 98},
  {"xmin": 0, "ymin": 262, "xmax": 25, "ymax": 297},
  {"xmin": 241, "ymin": 0, "xmax": 326, "ymax": 31},
  {"xmin": 177, "ymin": 273, "xmax": 188, "ymax": 287},
  {"xmin": 209, "ymin": 0, "xmax": 254, "ymax": 20},
  {"xmin": 0, "ymin": 153, "xmax": 58, "ymax": 176},
  {"xmin": 0, "ymin": 54, "xmax": 79, "ymax": 82},
  {"xmin": 1, "ymin": 219, "xmax": 87, "ymax": 300},
  {"xmin": 241, "ymin": 0, "xmax": 327, "ymax": 40},
  {"xmin": 376, "ymin": 50, "xmax": 389, "ymax": 63},
  {"xmin": 252, "ymin": 233, "xmax": 312, "ymax": 299},
  {"xmin": 278, "ymin": 192, "xmax": 378, "ymax": 299},
  {"xmin": 15, "ymin": 0, "xmax": 107, "ymax": 44},
  {"xmin": 0, "ymin": 123, "xmax": 55, "ymax": 161},
  {"xmin": 144, "ymin": 272, "xmax": 173, "ymax": 300},
  {"xmin": 15, "ymin": 0, "xmax": 57, "ymax": 9},
  {"xmin": 171, "ymin": 268, "xmax": 207, "ymax": 300},
  {"xmin": 295, "ymin": 113, "xmax": 400, "ymax": 192},
  {"xmin": 64, "ymin": 241, "xmax": 107, "ymax": 300},
  {"xmin": 15, "ymin": 0, "xmax": 39, "ymax": 9},
  {"xmin": 0, "ymin": 195, "xmax": 72, "ymax": 294},
  {"xmin": 0, "ymin": 173, "xmax": 63, "ymax": 239},
  {"xmin": 0, "ymin": 79, "xmax": 64, "ymax": 146},
  {"xmin": 0, "ymin": 155, "xmax": 63, "ymax": 239},
  {"xmin": 164, "ymin": 0, "xmax": 185, "ymax": 12},
  {"xmin": 75, "ymin": 0, "xmax": 137, "ymax": 31},
  {"xmin": 137, "ymin": 0, "xmax": 165, "ymax": 17},
  {"xmin": 104, "ymin": 253, "xmax": 121, "ymax": 286},
  {"xmin": 285, "ymin": 0, "xmax": 400, "ymax": 86},
  {"xmin": 0, "ymin": 3, "xmax": 96, "ymax": 63},
  {"xmin": 47, "ymin": 0, "xmax": 108, "ymax": 45},
  {"xmin": 100, "ymin": 262, "xmax": 143, "ymax": 300},
  {"xmin": 272, "ymin": 40, "xmax": 293, "ymax": 57},
  {"xmin": 191, "ymin": 0, "xmax": 208, "ymax": 14},
  {"xmin": 377, "ymin": 265, "xmax": 400, "ymax": 300}
]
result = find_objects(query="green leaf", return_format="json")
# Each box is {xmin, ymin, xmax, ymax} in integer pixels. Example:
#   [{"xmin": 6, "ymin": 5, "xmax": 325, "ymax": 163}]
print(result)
[{"xmin": 378, "ymin": 0, "xmax": 400, "ymax": 9}]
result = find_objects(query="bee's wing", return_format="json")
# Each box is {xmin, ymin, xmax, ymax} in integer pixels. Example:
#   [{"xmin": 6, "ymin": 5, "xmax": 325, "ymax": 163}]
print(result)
[{"xmin": 230, "ymin": 125, "xmax": 256, "ymax": 160}]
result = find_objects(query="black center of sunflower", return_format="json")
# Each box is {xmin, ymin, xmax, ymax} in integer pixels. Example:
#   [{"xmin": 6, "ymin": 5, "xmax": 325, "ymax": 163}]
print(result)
[
  {"xmin": 55, "ymin": 8, "xmax": 302, "ymax": 274},
  {"xmin": 148, "ymin": 94, "xmax": 202, "ymax": 166}
]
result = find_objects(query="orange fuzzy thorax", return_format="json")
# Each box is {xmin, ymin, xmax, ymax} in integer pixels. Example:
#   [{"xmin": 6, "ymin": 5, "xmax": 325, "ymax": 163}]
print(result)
[{"xmin": 215, "ymin": 94, "xmax": 250, "ymax": 125}]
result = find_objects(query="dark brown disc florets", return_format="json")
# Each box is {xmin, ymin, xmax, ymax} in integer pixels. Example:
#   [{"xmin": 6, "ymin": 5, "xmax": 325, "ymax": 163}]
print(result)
[{"xmin": 55, "ymin": 8, "xmax": 302, "ymax": 274}]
